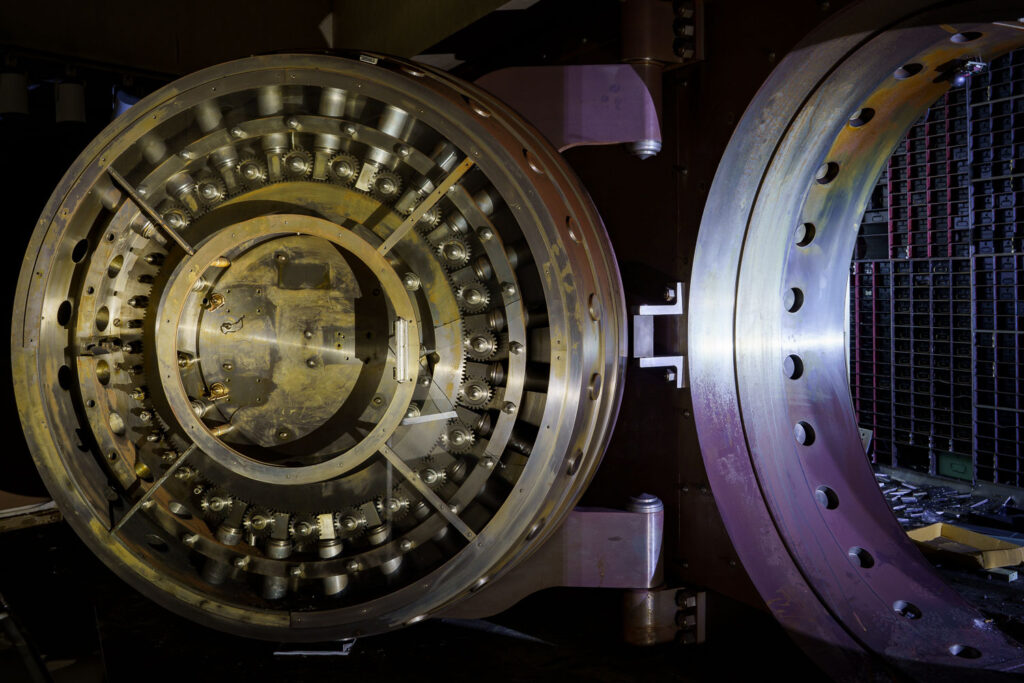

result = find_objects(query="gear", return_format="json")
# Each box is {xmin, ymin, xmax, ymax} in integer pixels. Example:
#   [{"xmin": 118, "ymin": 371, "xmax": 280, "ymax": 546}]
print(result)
[
  {"xmin": 242, "ymin": 508, "xmax": 278, "ymax": 537},
  {"xmin": 195, "ymin": 174, "xmax": 227, "ymax": 204},
  {"xmin": 334, "ymin": 508, "xmax": 367, "ymax": 537},
  {"xmin": 237, "ymin": 156, "xmax": 268, "ymax": 186},
  {"xmin": 376, "ymin": 491, "xmax": 411, "ymax": 522},
  {"xmin": 199, "ymin": 488, "xmax": 233, "ymax": 516},
  {"xmin": 288, "ymin": 514, "xmax": 320, "ymax": 541},
  {"xmin": 439, "ymin": 420, "xmax": 476, "ymax": 454},
  {"xmin": 327, "ymin": 152, "xmax": 360, "ymax": 184},
  {"xmin": 436, "ymin": 237, "xmax": 471, "ymax": 270},
  {"xmin": 455, "ymin": 280, "xmax": 491, "ymax": 314},
  {"xmin": 283, "ymin": 149, "xmax": 313, "ymax": 178},
  {"xmin": 416, "ymin": 205, "xmax": 443, "ymax": 231},
  {"xmin": 463, "ymin": 329, "xmax": 498, "ymax": 361},
  {"xmin": 457, "ymin": 377, "xmax": 493, "ymax": 408},
  {"xmin": 163, "ymin": 207, "xmax": 190, "ymax": 231},
  {"xmin": 371, "ymin": 169, "xmax": 402, "ymax": 201}
]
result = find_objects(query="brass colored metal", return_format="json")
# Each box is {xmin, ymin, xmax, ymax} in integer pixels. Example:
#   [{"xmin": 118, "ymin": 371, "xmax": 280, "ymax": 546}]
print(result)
[{"xmin": 13, "ymin": 53, "xmax": 626, "ymax": 641}]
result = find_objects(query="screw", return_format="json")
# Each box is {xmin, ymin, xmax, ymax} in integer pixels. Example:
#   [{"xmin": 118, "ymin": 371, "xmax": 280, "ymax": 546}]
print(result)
[
  {"xmin": 664, "ymin": 286, "xmax": 676, "ymax": 302},
  {"xmin": 400, "ymin": 539, "xmax": 413, "ymax": 552},
  {"xmin": 664, "ymin": 369, "xmax": 677, "ymax": 383},
  {"xmin": 304, "ymin": 329, "xmax": 313, "ymax": 339},
  {"xmin": 346, "ymin": 560, "xmax": 361, "ymax": 573},
  {"xmin": 285, "ymin": 116, "xmax": 299, "ymax": 129},
  {"xmin": 478, "ymin": 227, "xmax": 493, "ymax": 241},
  {"xmin": 230, "ymin": 126, "xmax": 244, "ymax": 138},
  {"xmin": 233, "ymin": 557, "xmax": 248, "ymax": 569},
  {"xmin": 501, "ymin": 282, "xmax": 516, "ymax": 297},
  {"xmin": 306, "ymin": 358, "xmax": 317, "ymax": 368},
  {"xmin": 277, "ymin": 429, "xmax": 289, "ymax": 440},
  {"xmin": 289, "ymin": 565, "xmax": 304, "ymax": 578},
  {"xmin": 509, "ymin": 341, "xmax": 523, "ymax": 355},
  {"xmin": 502, "ymin": 401, "xmax": 516, "ymax": 414}
]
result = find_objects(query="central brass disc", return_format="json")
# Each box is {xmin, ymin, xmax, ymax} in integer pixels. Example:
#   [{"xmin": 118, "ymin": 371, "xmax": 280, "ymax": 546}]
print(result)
[{"xmin": 195, "ymin": 235, "xmax": 387, "ymax": 462}]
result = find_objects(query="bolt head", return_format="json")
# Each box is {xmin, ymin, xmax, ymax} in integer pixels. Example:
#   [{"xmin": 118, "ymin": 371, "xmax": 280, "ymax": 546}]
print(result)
[
  {"xmin": 509, "ymin": 341, "xmax": 523, "ymax": 355},
  {"xmin": 478, "ymin": 227, "xmax": 493, "ymax": 241},
  {"xmin": 501, "ymin": 282, "xmax": 516, "ymax": 297},
  {"xmin": 400, "ymin": 539, "xmax": 413, "ymax": 552},
  {"xmin": 502, "ymin": 401, "xmax": 516, "ymax": 414},
  {"xmin": 289, "ymin": 565, "xmax": 304, "ymax": 577}
]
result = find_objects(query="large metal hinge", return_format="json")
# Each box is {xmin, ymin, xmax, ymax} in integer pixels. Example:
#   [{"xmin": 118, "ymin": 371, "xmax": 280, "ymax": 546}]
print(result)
[{"xmin": 632, "ymin": 282, "xmax": 686, "ymax": 388}]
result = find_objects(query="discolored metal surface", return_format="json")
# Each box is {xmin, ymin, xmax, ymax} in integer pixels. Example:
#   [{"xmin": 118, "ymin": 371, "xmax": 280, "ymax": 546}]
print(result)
[
  {"xmin": 689, "ymin": 1, "xmax": 1024, "ymax": 677},
  {"xmin": 13, "ymin": 53, "xmax": 626, "ymax": 640}
]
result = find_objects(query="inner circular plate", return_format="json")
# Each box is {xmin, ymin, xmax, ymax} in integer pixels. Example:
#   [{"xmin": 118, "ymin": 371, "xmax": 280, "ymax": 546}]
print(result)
[{"xmin": 13, "ymin": 53, "xmax": 626, "ymax": 640}]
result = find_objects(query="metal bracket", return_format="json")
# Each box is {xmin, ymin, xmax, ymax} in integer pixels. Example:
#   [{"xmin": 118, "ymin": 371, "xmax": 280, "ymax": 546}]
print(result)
[
  {"xmin": 440, "ymin": 495, "xmax": 664, "ymax": 620},
  {"xmin": 632, "ymin": 282, "xmax": 687, "ymax": 388}
]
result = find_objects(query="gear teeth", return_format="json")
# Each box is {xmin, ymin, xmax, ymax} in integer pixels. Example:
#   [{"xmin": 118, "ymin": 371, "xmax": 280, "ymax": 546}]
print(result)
[
  {"xmin": 463, "ymin": 329, "xmax": 498, "ymax": 361},
  {"xmin": 288, "ymin": 513, "xmax": 320, "ymax": 541},
  {"xmin": 283, "ymin": 149, "xmax": 313, "ymax": 178},
  {"xmin": 371, "ymin": 169, "xmax": 402, "ymax": 201},
  {"xmin": 195, "ymin": 173, "xmax": 227, "ymax": 205},
  {"xmin": 457, "ymin": 377, "xmax": 493, "ymax": 408},
  {"xmin": 327, "ymin": 152, "xmax": 360, "ymax": 184},
  {"xmin": 236, "ymin": 156, "xmax": 268, "ymax": 186},
  {"xmin": 242, "ymin": 508, "xmax": 278, "ymax": 537},
  {"xmin": 199, "ymin": 487, "xmax": 234, "ymax": 516},
  {"xmin": 438, "ymin": 419, "xmax": 476, "ymax": 454},
  {"xmin": 415, "ymin": 205, "xmax": 443, "ymax": 231},
  {"xmin": 455, "ymin": 280, "xmax": 491, "ymax": 314},
  {"xmin": 436, "ymin": 237, "xmax": 472, "ymax": 270},
  {"xmin": 162, "ymin": 206, "xmax": 190, "ymax": 231}
]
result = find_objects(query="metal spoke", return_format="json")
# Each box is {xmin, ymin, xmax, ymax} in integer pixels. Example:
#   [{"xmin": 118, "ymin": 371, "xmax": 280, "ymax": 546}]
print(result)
[
  {"xmin": 107, "ymin": 167, "xmax": 196, "ymax": 256},
  {"xmin": 378, "ymin": 443, "xmax": 476, "ymax": 541},
  {"xmin": 112, "ymin": 444, "xmax": 196, "ymax": 533},
  {"xmin": 377, "ymin": 157, "xmax": 474, "ymax": 256}
]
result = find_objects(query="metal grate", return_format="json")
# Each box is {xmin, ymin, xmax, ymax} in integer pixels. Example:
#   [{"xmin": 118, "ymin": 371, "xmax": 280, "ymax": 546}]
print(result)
[{"xmin": 851, "ymin": 48, "xmax": 1024, "ymax": 488}]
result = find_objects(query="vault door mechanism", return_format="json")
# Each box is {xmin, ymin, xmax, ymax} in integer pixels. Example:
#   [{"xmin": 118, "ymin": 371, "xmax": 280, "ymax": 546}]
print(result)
[{"xmin": 14, "ymin": 52, "xmax": 627, "ymax": 641}]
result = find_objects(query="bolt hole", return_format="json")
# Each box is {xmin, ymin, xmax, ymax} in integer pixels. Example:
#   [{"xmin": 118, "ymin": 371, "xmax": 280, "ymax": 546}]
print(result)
[
  {"xmin": 566, "ymin": 449, "xmax": 583, "ymax": 476},
  {"xmin": 145, "ymin": 534, "xmax": 169, "ymax": 553},
  {"xmin": 815, "ymin": 161, "xmax": 839, "ymax": 184},
  {"xmin": 71, "ymin": 239, "xmax": 89, "ymax": 263},
  {"xmin": 56, "ymin": 300, "xmax": 72, "ymax": 327},
  {"xmin": 848, "ymin": 107, "xmax": 875, "ymax": 127},
  {"xmin": 169, "ymin": 501, "xmax": 192, "ymax": 519},
  {"xmin": 106, "ymin": 451, "xmax": 117, "ymax": 461},
  {"xmin": 784, "ymin": 354, "xmax": 804, "ymax": 379},
  {"xmin": 892, "ymin": 600, "xmax": 921, "ymax": 620},
  {"xmin": 847, "ymin": 546, "xmax": 874, "ymax": 569},
  {"xmin": 950, "ymin": 31, "xmax": 982, "ymax": 44},
  {"xmin": 526, "ymin": 518, "xmax": 546, "ymax": 541},
  {"xmin": 95, "ymin": 306, "xmax": 110, "ymax": 332},
  {"xmin": 565, "ymin": 216, "xmax": 581, "ymax": 243},
  {"xmin": 107, "ymin": 254, "xmax": 124, "ymax": 278},
  {"xmin": 96, "ymin": 360, "xmax": 110, "ymax": 386},
  {"xmin": 795, "ymin": 223, "xmax": 816, "ymax": 247},
  {"xmin": 57, "ymin": 365, "xmax": 73, "ymax": 390},
  {"xmin": 814, "ymin": 485, "xmax": 838, "ymax": 510},
  {"xmin": 794, "ymin": 421, "xmax": 815, "ymax": 446},
  {"xmin": 588, "ymin": 373, "xmax": 602, "ymax": 400},
  {"xmin": 784, "ymin": 287, "xmax": 804, "ymax": 313},
  {"xmin": 86, "ymin": 399, "xmax": 96, "ymax": 408},
  {"xmin": 894, "ymin": 63, "xmax": 923, "ymax": 80},
  {"xmin": 948, "ymin": 644, "xmax": 981, "ymax": 658}
]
